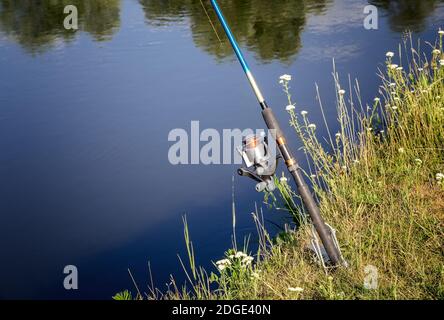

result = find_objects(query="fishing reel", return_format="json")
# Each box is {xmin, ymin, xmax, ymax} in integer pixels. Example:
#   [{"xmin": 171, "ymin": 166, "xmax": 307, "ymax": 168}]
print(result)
[{"xmin": 237, "ymin": 133, "xmax": 278, "ymax": 192}]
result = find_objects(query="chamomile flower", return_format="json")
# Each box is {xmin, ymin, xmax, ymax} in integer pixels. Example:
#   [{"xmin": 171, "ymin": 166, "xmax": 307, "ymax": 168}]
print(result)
[
  {"xmin": 286, "ymin": 104, "xmax": 295, "ymax": 111},
  {"xmin": 216, "ymin": 259, "xmax": 231, "ymax": 266},
  {"xmin": 288, "ymin": 287, "xmax": 304, "ymax": 293},
  {"xmin": 386, "ymin": 51, "xmax": 395, "ymax": 58},
  {"xmin": 251, "ymin": 272, "xmax": 260, "ymax": 279},
  {"xmin": 242, "ymin": 256, "xmax": 254, "ymax": 266},
  {"xmin": 301, "ymin": 110, "xmax": 308, "ymax": 116},
  {"xmin": 338, "ymin": 89, "xmax": 346, "ymax": 96},
  {"xmin": 280, "ymin": 74, "xmax": 292, "ymax": 82},
  {"xmin": 307, "ymin": 123, "xmax": 317, "ymax": 130}
]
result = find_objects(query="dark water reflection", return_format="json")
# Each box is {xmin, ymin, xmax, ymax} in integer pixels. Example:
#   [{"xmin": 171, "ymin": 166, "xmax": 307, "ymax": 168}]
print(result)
[
  {"xmin": 0, "ymin": 0, "xmax": 443, "ymax": 299},
  {"xmin": 141, "ymin": 0, "xmax": 331, "ymax": 63},
  {"xmin": 370, "ymin": 0, "xmax": 444, "ymax": 32},
  {"xmin": 0, "ymin": 0, "xmax": 120, "ymax": 53}
]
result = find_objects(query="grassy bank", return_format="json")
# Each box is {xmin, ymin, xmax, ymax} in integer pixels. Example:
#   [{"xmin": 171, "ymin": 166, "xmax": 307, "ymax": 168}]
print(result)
[{"xmin": 115, "ymin": 32, "xmax": 444, "ymax": 300}]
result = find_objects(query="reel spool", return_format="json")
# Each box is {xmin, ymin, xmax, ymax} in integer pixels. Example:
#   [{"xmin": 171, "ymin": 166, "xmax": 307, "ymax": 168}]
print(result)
[{"xmin": 237, "ymin": 133, "xmax": 278, "ymax": 192}]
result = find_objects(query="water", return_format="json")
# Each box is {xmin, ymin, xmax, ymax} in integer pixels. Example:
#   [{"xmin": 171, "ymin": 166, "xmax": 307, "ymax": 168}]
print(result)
[{"xmin": 0, "ymin": 0, "xmax": 442, "ymax": 299}]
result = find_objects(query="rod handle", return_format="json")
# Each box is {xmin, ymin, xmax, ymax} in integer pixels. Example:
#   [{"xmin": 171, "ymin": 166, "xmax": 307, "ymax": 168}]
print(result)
[{"xmin": 262, "ymin": 107, "xmax": 341, "ymax": 266}]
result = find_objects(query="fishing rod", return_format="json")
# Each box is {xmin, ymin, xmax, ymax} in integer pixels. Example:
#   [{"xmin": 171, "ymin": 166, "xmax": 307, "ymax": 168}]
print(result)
[{"xmin": 209, "ymin": 0, "xmax": 343, "ymax": 267}]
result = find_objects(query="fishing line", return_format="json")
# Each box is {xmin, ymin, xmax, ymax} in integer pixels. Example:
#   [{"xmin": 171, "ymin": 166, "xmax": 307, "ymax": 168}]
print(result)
[{"xmin": 199, "ymin": 0, "xmax": 223, "ymax": 45}]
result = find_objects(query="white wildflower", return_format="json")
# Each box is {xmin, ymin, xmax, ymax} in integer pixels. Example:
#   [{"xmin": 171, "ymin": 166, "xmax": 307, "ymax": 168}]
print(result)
[
  {"xmin": 432, "ymin": 49, "xmax": 441, "ymax": 55},
  {"xmin": 391, "ymin": 105, "xmax": 398, "ymax": 110},
  {"xmin": 301, "ymin": 110, "xmax": 308, "ymax": 116},
  {"xmin": 389, "ymin": 82, "xmax": 396, "ymax": 87},
  {"xmin": 307, "ymin": 123, "xmax": 316, "ymax": 130},
  {"xmin": 280, "ymin": 74, "xmax": 292, "ymax": 82},
  {"xmin": 288, "ymin": 287, "xmax": 304, "ymax": 293},
  {"xmin": 418, "ymin": 67, "xmax": 424, "ymax": 72},
  {"xmin": 389, "ymin": 64, "xmax": 398, "ymax": 69},
  {"xmin": 396, "ymin": 66, "xmax": 403, "ymax": 71},
  {"xmin": 439, "ymin": 30, "xmax": 444, "ymax": 36},
  {"xmin": 280, "ymin": 176, "xmax": 288, "ymax": 183},
  {"xmin": 439, "ymin": 59, "xmax": 444, "ymax": 66},
  {"xmin": 251, "ymin": 272, "xmax": 260, "ymax": 279},
  {"xmin": 218, "ymin": 264, "xmax": 226, "ymax": 271},
  {"xmin": 235, "ymin": 251, "xmax": 247, "ymax": 259},
  {"xmin": 374, "ymin": 97, "xmax": 380, "ymax": 103},
  {"xmin": 386, "ymin": 51, "xmax": 394, "ymax": 58},
  {"xmin": 335, "ymin": 132, "xmax": 341, "ymax": 139},
  {"xmin": 242, "ymin": 256, "xmax": 254, "ymax": 265},
  {"xmin": 414, "ymin": 158, "xmax": 422, "ymax": 165},
  {"xmin": 338, "ymin": 89, "xmax": 346, "ymax": 96},
  {"xmin": 216, "ymin": 259, "xmax": 231, "ymax": 266},
  {"xmin": 286, "ymin": 104, "xmax": 295, "ymax": 111},
  {"xmin": 436, "ymin": 173, "xmax": 444, "ymax": 181}
]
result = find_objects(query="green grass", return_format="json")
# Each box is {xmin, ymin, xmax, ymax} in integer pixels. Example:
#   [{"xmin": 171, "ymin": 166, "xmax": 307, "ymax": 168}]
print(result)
[{"xmin": 115, "ymin": 31, "xmax": 444, "ymax": 301}]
